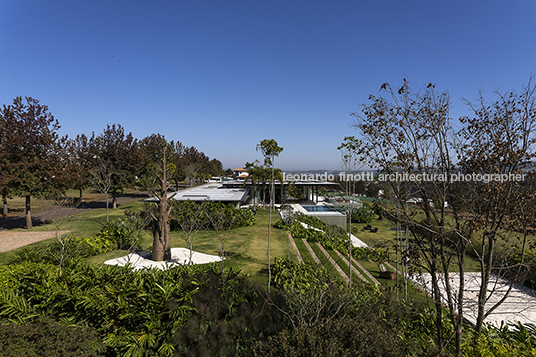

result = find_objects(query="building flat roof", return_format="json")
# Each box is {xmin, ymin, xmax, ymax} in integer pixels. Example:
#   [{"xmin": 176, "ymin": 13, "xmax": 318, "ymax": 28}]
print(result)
[
  {"xmin": 223, "ymin": 180, "xmax": 338, "ymax": 187},
  {"xmin": 170, "ymin": 183, "xmax": 249, "ymax": 202}
]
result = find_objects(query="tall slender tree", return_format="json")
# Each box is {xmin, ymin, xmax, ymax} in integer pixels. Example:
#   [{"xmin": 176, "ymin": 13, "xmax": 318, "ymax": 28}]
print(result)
[
  {"xmin": 338, "ymin": 136, "xmax": 364, "ymax": 288},
  {"xmin": 256, "ymin": 139, "xmax": 283, "ymax": 290}
]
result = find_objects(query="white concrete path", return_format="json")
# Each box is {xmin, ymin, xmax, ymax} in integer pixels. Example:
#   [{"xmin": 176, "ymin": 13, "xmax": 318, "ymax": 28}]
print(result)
[{"xmin": 410, "ymin": 272, "xmax": 536, "ymax": 326}]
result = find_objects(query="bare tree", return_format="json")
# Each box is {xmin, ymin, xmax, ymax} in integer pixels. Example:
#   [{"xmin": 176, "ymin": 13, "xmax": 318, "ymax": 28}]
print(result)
[
  {"xmin": 207, "ymin": 202, "xmax": 237, "ymax": 279},
  {"xmin": 184, "ymin": 163, "xmax": 199, "ymax": 187},
  {"xmin": 45, "ymin": 194, "xmax": 82, "ymax": 269},
  {"xmin": 458, "ymin": 79, "xmax": 536, "ymax": 334},
  {"xmin": 338, "ymin": 136, "xmax": 365, "ymax": 288},
  {"xmin": 173, "ymin": 201, "xmax": 206, "ymax": 264},
  {"xmin": 353, "ymin": 78, "xmax": 536, "ymax": 356},
  {"xmin": 90, "ymin": 163, "xmax": 113, "ymax": 222}
]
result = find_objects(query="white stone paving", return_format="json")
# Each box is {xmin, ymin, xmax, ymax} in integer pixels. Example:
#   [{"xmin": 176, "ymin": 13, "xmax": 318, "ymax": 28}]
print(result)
[
  {"xmin": 104, "ymin": 248, "xmax": 224, "ymax": 271},
  {"xmin": 410, "ymin": 272, "xmax": 536, "ymax": 326}
]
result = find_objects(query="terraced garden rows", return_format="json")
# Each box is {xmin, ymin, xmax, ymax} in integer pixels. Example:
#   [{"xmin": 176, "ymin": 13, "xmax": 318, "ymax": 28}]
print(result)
[{"xmin": 287, "ymin": 230, "xmax": 381, "ymax": 286}]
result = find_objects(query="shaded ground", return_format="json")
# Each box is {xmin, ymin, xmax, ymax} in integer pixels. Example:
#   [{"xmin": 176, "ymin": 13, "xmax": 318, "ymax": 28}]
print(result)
[
  {"xmin": 0, "ymin": 193, "xmax": 147, "ymax": 231},
  {"xmin": 0, "ymin": 193, "xmax": 147, "ymax": 252}
]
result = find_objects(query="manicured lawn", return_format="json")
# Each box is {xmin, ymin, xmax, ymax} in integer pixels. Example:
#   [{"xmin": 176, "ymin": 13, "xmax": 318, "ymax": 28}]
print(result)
[
  {"xmin": 352, "ymin": 217, "xmax": 483, "ymax": 273},
  {"xmin": 294, "ymin": 238, "xmax": 316, "ymax": 265},
  {"xmin": 86, "ymin": 207, "xmax": 291, "ymax": 280}
]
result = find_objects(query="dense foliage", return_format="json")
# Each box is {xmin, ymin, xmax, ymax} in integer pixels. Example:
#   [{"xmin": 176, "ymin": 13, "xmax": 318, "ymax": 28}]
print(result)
[
  {"xmin": 0, "ymin": 318, "xmax": 105, "ymax": 357},
  {"xmin": 0, "ymin": 262, "xmax": 282, "ymax": 356},
  {"xmin": 350, "ymin": 205, "xmax": 376, "ymax": 223},
  {"xmin": 2, "ymin": 252, "xmax": 536, "ymax": 356},
  {"xmin": 13, "ymin": 210, "xmax": 146, "ymax": 267}
]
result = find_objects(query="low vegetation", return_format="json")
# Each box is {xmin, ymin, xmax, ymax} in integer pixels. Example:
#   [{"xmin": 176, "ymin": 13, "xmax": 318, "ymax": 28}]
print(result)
[{"xmin": 1, "ymin": 190, "xmax": 536, "ymax": 356}]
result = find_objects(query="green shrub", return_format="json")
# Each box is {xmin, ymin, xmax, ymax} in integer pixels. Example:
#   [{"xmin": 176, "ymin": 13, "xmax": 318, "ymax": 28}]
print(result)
[
  {"xmin": 94, "ymin": 210, "xmax": 145, "ymax": 251},
  {"xmin": 0, "ymin": 318, "xmax": 106, "ymax": 357},
  {"xmin": 172, "ymin": 267, "xmax": 286, "ymax": 356},
  {"xmin": 13, "ymin": 238, "xmax": 95, "ymax": 267},
  {"xmin": 462, "ymin": 322, "xmax": 536, "ymax": 356},
  {"xmin": 0, "ymin": 261, "xmax": 284, "ymax": 357},
  {"xmin": 253, "ymin": 316, "xmax": 413, "ymax": 357},
  {"xmin": 252, "ymin": 287, "xmax": 434, "ymax": 357},
  {"xmin": 350, "ymin": 205, "xmax": 376, "ymax": 223},
  {"xmin": 172, "ymin": 201, "xmax": 255, "ymax": 231}
]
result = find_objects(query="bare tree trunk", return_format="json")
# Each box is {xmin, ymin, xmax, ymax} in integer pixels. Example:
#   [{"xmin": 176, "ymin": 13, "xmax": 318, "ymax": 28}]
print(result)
[
  {"xmin": 151, "ymin": 142, "xmax": 174, "ymax": 261},
  {"xmin": 268, "ymin": 172, "xmax": 273, "ymax": 291},
  {"xmin": 160, "ymin": 195, "xmax": 172, "ymax": 261},
  {"xmin": 105, "ymin": 195, "xmax": 110, "ymax": 223},
  {"xmin": 25, "ymin": 195, "xmax": 32, "ymax": 229},
  {"xmin": 475, "ymin": 237, "xmax": 495, "ymax": 334},
  {"xmin": 2, "ymin": 195, "xmax": 7, "ymax": 217},
  {"xmin": 152, "ymin": 222, "xmax": 164, "ymax": 261}
]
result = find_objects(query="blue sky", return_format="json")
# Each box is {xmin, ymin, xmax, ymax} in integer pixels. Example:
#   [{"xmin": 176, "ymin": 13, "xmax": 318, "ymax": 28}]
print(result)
[{"xmin": 1, "ymin": 0, "xmax": 535, "ymax": 171}]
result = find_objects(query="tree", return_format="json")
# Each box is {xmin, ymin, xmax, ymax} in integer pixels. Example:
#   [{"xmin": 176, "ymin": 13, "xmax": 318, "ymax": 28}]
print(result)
[
  {"xmin": 90, "ymin": 163, "xmax": 113, "ymax": 222},
  {"xmin": 256, "ymin": 139, "xmax": 284, "ymax": 291},
  {"xmin": 207, "ymin": 202, "xmax": 237, "ymax": 279},
  {"xmin": 173, "ymin": 201, "xmax": 206, "ymax": 264},
  {"xmin": 365, "ymin": 181, "xmax": 379, "ymax": 198},
  {"xmin": 352, "ymin": 78, "xmax": 536, "ymax": 356},
  {"xmin": 147, "ymin": 138, "xmax": 176, "ymax": 261},
  {"xmin": 140, "ymin": 134, "xmax": 176, "ymax": 187},
  {"xmin": 338, "ymin": 136, "xmax": 365, "ymax": 287},
  {"xmin": 2, "ymin": 97, "xmax": 64, "ymax": 229},
  {"xmin": 0, "ymin": 104, "xmax": 24, "ymax": 217},
  {"xmin": 90, "ymin": 124, "xmax": 143, "ymax": 208},
  {"xmin": 458, "ymin": 81, "xmax": 536, "ymax": 335},
  {"xmin": 245, "ymin": 161, "xmax": 268, "ymax": 208},
  {"xmin": 184, "ymin": 163, "xmax": 199, "ymax": 187},
  {"xmin": 46, "ymin": 194, "xmax": 82, "ymax": 269},
  {"xmin": 66, "ymin": 134, "xmax": 94, "ymax": 201}
]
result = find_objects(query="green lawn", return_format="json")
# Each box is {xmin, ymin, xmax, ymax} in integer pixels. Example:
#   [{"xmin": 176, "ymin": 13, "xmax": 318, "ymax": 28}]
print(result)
[
  {"xmin": 352, "ymin": 217, "xmax": 483, "ymax": 273},
  {"xmin": 81, "ymin": 206, "xmax": 291, "ymax": 280},
  {"xmin": 2, "ymin": 197, "xmax": 292, "ymax": 279},
  {"xmin": 1, "ymin": 189, "xmax": 124, "ymax": 218}
]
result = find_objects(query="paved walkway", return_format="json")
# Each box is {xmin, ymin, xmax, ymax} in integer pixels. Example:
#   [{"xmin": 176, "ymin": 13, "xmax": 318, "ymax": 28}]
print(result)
[{"xmin": 410, "ymin": 272, "xmax": 536, "ymax": 327}]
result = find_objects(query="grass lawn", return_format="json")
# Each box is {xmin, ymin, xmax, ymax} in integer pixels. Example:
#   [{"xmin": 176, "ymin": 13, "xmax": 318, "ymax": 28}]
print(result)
[
  {"xmin": 2, "ymin": 196, "xmax": 292, "ymax": 280},
  {"xmin": 84, "ymin": 207, "xmax": 292, "ymax": 281},
  {"xmin": 0, "ymin": 199, "xmax": 149, "ymax": 265},
  {"xmin": 1, "ymin": 189, "xmax": 123, "ymax": 218},
  {"xmin": 352, "ymin": 218, "xmax": 483, "ymax": 273}
]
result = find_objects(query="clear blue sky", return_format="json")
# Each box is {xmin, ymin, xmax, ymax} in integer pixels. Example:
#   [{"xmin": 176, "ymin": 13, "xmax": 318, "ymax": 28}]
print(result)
[{"xmin": 1, "ymin": 0, "xmax": 535, "ymax": 171}]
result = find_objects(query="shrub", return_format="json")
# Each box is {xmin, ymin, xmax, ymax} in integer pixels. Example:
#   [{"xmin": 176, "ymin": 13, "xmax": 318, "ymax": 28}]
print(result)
[
  {"xmin": 94, "ymin": 210, "xmax": 146, "ymax": 251},
  {"xmin": 13, "ymin": 238, "xmax": 95, "ymax": 267},
  {"xmin": 0, "ymin": 318, "xmax": 106, "ymax": 357},
  {"xmin": 350, "ymin": 205, "xmax": 376, "ymax": 223},
  {"xmin": 172, "ymin": 201, "xmax": 255, "ymax": 231},
  {"xmin": 253, "ymin": 317, "xmax": 411, "ymax": 357},
  {"xmin": 0, "ymin": 262, "xmax": 284, "ymax": 357},
  {"xmin": 252, "ymin": 291, "xmax": 434, "ymax": 357},
  {"xmin": 173, "ymin": 267, "xmax": 286, "ymax": 356}
]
